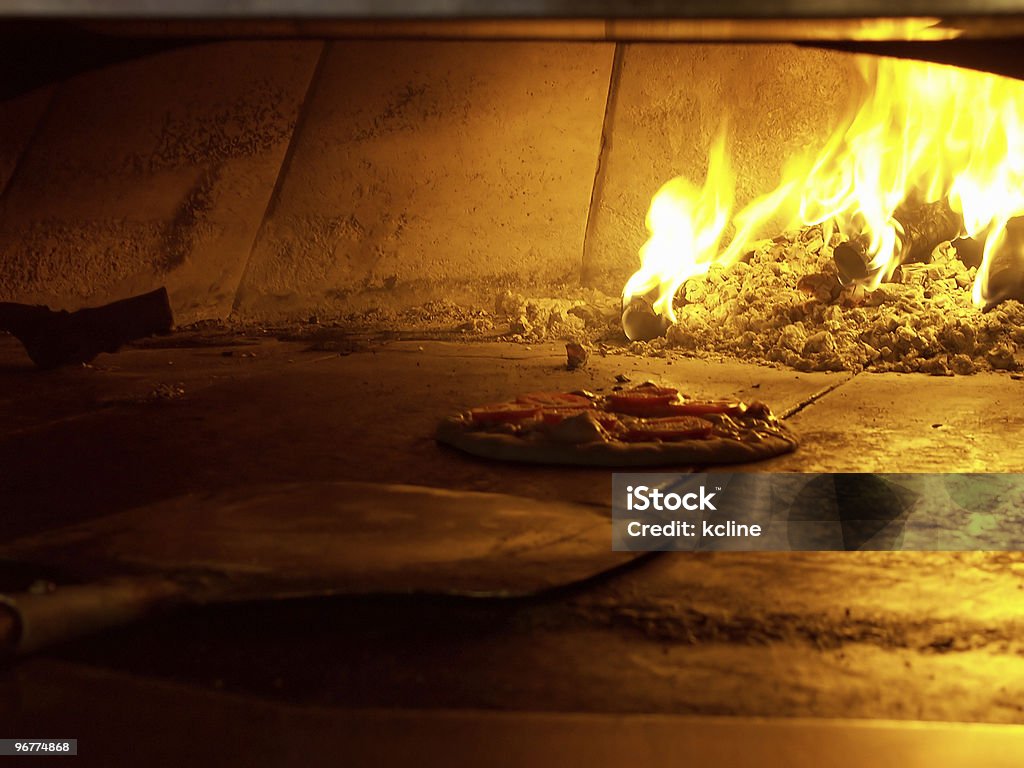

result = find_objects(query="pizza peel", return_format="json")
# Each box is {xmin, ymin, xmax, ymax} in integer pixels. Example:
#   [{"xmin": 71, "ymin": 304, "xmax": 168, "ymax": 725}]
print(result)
[{"xmin": 0, "ymin": 481, "xmax": 638, "ymax": 660}]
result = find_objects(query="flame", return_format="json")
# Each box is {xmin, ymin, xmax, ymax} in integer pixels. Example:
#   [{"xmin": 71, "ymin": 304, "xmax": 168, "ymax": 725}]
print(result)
[
  {"xmin": 625, "ymin": 56, "xmax": 1024, "ymax": 316},
  {"xmin": 622, "ymin": 134, "xmax": 732, "ymax": 321},
  {"xmin": 841, "ymin": 18, "xmax": 961, "ymax": 42}
]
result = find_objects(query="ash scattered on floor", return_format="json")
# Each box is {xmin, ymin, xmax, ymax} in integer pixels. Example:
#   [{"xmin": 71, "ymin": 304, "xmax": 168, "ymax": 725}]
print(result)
[
  {"xmin": 100, "ymin": 381, "xmax": 186, "ymax": 406},
  {"xmin": 129, "ymin": 235, "xmax": 1022, "ymax": 377},
  {"xmin": 260, "ymin": 300, "xmax": 498, "ymax": 346},
  {"xmin": 652, "ymin": 227, "xmax": 1024, "ymax": 374},
  {"xmin": 494, "ymin": 289, "xmax": 621, "ymax": 343},
  {"xmin": 357, "ymin": 300, "xmax": 497, "ymax": 333},
  {"xmin": 261, "ymin": 294, "xmax": 620, "ymax": 346}
]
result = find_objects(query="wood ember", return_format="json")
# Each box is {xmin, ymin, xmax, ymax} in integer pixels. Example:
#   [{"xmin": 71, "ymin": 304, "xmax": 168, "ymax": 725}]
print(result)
[
  {"xmin": 797, "ymin": 273, "xmax": 842, "ymax": 303},
  {"xmin": 659, "ymin": 226, "xmax": 1024, "ymax": 374}
]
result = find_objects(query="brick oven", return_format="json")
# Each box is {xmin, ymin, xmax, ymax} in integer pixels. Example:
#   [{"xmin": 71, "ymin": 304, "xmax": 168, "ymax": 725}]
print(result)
[{"xmin": 2, "ymin": 3, "xmax": 1024, "ymax": 766}]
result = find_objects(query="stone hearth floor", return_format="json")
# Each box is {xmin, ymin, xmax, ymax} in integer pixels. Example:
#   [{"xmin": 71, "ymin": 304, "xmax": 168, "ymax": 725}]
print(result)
[{"xmin": 2, "ymin": 330, "xmax": 1024, "ymax": 764}]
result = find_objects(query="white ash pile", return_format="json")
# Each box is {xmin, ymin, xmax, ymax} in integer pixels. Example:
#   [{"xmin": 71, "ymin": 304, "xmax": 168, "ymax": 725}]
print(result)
[
  {"xmin": 496, "ymin": 290, "xmax": 620, "ymax": 343},
  {"xmin": 662, "ymin": 227, "xmax": 1024, "ymax": 374}
]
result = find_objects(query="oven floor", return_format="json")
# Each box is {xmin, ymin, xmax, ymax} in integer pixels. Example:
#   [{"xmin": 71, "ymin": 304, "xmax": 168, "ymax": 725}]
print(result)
[{"xmin": 2, "ymin": 331, "xmax": 1024, "ymax": 760}]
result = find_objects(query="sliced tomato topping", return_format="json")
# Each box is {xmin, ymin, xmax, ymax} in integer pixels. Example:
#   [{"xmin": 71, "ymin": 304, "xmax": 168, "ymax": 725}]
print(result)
[
  {"xmin": 516, "ymin": 392, "xmax": 594, "ymax": 408},
  {"xmin": 664, "ymin": 399, "xmax": 748, "ymax": 416},
  {"xmin": 605, "ymin": 385, "xmax": 680, "ymax": 416},
  {"xmin": 621, "ymin": 415, "xmax": 714, "ymax": 442},
  {"xmin": 469, "ymin": 402, "xmax": 541, "ymax": 425},
  {"xmin": 541, "ymin": 407, "xmax": 620, "ymax": 427}
]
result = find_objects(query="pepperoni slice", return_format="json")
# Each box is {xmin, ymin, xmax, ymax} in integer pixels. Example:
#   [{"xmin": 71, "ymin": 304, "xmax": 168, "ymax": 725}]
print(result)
[
  {"xmin": 622, "ymin": 415, "xmax": 714, "ymax": 442},
  {"xmin": 517, "ymin": 392, "xmax": 594, "ymax": 408},
  {"xmin": 469, "ymin": 402, "xmax": 541, "ymax": 426}
]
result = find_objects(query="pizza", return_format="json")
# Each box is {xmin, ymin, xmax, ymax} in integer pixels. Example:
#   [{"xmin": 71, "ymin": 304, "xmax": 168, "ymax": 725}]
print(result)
[{"xmin": 436, "ymin": 382, "xmax": 798, "ymax": 467}]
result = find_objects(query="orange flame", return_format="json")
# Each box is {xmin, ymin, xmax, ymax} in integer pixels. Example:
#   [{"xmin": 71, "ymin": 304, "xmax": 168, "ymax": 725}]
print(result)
[{"xmin": 626, "ymin": 56, "xmax": 1024, "ymax": 317}]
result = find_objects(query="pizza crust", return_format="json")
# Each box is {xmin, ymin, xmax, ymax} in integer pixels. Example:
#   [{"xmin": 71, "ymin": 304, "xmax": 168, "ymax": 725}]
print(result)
[{"xmin": 436, "ymin": 414, "xmax": 798, "ymax": 467}]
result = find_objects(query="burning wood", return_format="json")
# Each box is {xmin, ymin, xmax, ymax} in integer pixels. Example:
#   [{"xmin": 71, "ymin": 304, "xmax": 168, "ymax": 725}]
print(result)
[
  {"xmin": 832, "ymin": 199, "xmax": 964, "ymax": 285},
  {"xmin": 627, "ymin": 225, "xmax": 1024, "ymax": 375},
  {"xmin": 621, "ymin": 57, "xmax": 1024, "ymax": 342},
  {"xmin": 621, "ymin": 294, "xmax": 670, "ymax": 342},
  {"xmin": 974, "ymin": 217, "xmax": 1024, "ymax": 309}
]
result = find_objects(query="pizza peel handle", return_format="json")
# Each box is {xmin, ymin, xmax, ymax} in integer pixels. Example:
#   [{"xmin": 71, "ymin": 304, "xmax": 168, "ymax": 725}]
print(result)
[
  {"xmin": 0, "ymin": 576, "xmax": 186, "ymax": 663},
  {"xmin": 0, "ymin": 482, "xmax": 635, "ymax": 662}
]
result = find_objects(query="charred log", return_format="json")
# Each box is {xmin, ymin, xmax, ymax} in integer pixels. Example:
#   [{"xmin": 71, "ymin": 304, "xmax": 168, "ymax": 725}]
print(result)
[
  {"xmin": 972, "ymin": 217, "xmax": 1024, "ymax": 309},
  {"xmin": 951, "ymin": 216, "xmax": 1024, "ymax": 270},
  {"xmin": 951, "ymin": 235, "xmax": 985, "ymax": 270},
  {"xmin": 833, "ymin": 199, "xmax": 964, "ymax": 285},
  {"xmin": 621, "ymin": 294, "xmax": 670, "ymax": 342}
]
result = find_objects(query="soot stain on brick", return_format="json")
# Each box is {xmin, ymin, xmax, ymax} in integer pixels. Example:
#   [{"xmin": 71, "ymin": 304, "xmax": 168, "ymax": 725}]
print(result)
[
  {"xmin": 159, "ymin": 164, "xmax": 224, "ymax": 273},
  {"xmin": 349, "ymin": 80, "xmax": 472, "ymax": 143},
  {"xmin": 142, "ymin": 83, "xmax": 297, "ymax": 173}
]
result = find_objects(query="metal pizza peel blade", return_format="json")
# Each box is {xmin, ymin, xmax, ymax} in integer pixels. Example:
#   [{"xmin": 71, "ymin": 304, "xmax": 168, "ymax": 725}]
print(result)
[{"xmin": 0, "ymin": 482, "xmax": 639, "ymax": 659}]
